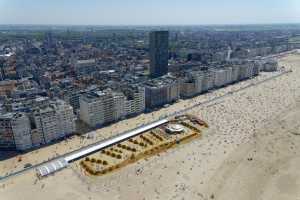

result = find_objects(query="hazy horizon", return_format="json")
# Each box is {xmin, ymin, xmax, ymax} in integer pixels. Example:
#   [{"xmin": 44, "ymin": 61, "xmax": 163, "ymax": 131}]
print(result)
[{"xmin": 0, "ymin": 0, "xmax": 300, "ymax": 26}]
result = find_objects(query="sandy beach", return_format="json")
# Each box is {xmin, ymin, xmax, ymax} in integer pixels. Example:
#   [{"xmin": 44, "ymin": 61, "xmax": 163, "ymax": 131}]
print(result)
[{"xmin": 1, "ymin": 52, "xmax": 300, "ymax": 200}]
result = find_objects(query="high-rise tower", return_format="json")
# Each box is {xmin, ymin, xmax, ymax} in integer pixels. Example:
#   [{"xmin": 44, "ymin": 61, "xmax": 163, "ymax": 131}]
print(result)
[{"xmin": 149, "ymin": 31, "xmax": 169, "ymax": 78}]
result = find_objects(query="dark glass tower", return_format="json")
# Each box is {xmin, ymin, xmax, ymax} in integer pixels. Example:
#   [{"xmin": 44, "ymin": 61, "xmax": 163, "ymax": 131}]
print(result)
[{"xmin": 149, "ymin": 31, "xmax": 169, "ymax": 78}]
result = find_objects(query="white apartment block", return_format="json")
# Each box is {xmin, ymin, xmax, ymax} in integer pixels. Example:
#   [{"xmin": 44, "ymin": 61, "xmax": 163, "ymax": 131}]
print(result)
[
  {"xmin": 112, "ymin": 92, "xmax": 126, "ymax": 121},
  {"xmin": 199, "ymin": 70, "xmax": 214, "ymax": 92},
  {"xmin": 180, "ymin": 82, "xmax": 197, "ymax": 98},
  {"xmin": 80, "ymin": 92, "xmax": 105, "ymax": 127},
  {"xmin": 180, "ymin": 62, "xmax": 259, "ymax": 99},
  {"xmin": 225, "ymin": 67, "xmax": 233, "ymax": 85},
  {"xmin": 190, "ymin": 71, "xmax": 204, "ymax": 94},
  {"xmin": 180, "ymin": 71, "xmax": 205, "ymax": 98},
  {"xmin": 0, "ymin": 112, "xmax": 32, "ymax": 151},
  {"xmin": 80, "ymin": 90, "xmax": 127, "ymax": 127},
  {"xmin": 56, "ymin": 100, "xmax": 76, "ymax": 137},
  {"xmin": 124, "ymin": 87, "xmax": 145, "ymax": 116},
  {"xmin": 166, "ymin": 82, "xmax": 181, "ymax": 103},
  {"xmin": 231, "ymin": 65, "xmax": 240, "ymax": 82},
  {"xmin": 11, "ymin": 113, "xmax": 32, "ymax": 151},
  {"xmin": 33, "ymin": 100, "xmax": 75, "ymax": 145},
  {"xmin": 239, "ymin": 64, "xmax": 254, "ymax": 80},
  {"xmin": 212, "ymin": 69, "xmax": 227, "ymax": 88}
]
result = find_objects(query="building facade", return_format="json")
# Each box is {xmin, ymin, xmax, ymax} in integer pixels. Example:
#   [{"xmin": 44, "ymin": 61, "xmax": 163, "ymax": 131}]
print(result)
[
  {"xmin": 33, "ymin": 100, "xmax": 76, "ymax": 145},
  {"xmin": 149, "ymin": 31, "xmax": 169, "ymax": 78},
  {"xmin": 123, "ymin": 87, "xmax": 145, "ymax": 116},
  {"xmin": 80, "ymin": 90, "xmax": 127, "ymax": 128},
  {"xmin": 145, "ymin": 75, "xmax": 180, "ymax": 109},
  {"xmin": 180, "ymin": 70, "xmax": 204, "ymax": 98},
  {"xmin": 80, "ymin": 87, "xmax": 145, "ymax": 128},
  {"xmin": 0, "ymin": 112, "xmax": 32, "ymax": 151}
]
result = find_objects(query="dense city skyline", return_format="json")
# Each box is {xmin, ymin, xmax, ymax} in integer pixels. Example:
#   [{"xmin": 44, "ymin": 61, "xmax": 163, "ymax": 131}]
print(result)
[{"xmin": 0, "ymin": 0, "xmax": 300, "ymax": 25}]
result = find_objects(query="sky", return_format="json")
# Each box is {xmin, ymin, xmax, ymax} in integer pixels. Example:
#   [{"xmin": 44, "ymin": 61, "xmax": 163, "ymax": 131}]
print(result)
[{"xmin": 0, "ymin": 0, "xmax": 300, "ymax": 25}]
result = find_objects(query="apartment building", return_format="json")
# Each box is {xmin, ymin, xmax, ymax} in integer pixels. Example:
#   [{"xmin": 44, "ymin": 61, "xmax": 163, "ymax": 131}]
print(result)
[
  {"xmin": 123, "ymin": 86, "xmax": 145, "ymax": 116},
  {"xmin": 80, "ymin": 89, "xmax": 127, "ymax": 127},
  {"xmin": 180, "ymin": 70, "xmax": 204, "ymax": 98},
  {"xmin": 231, "ymin": 65, "xmax": 240, "ymax": 83},
  {"xmin": 33, "ymin": 100, "xmax": 76, "ymax": 145},
  {"xmin": 145, "ymin": 75, "xmax": 180, "ymax": 109},
  {"xmin": 0, "ymin": 112, "xmax": 32, "ymax": 151},
  {"xmin": 212, "ymin": 68, "xmax": 228, "ymax": 88},
  {"xmin": 201, "ymin": 70, "xmax": 215, "ymax": 92}
]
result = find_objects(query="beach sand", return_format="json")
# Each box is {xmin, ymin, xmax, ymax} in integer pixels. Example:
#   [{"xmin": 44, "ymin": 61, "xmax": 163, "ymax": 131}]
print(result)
[{"xmin": 1, "ymin": 53, "xmax": 300, "ymax": 200}]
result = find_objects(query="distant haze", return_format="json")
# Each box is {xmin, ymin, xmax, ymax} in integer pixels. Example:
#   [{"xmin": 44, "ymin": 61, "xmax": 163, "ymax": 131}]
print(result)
[{"xmin": 0, "ymin": 0, "xmax": 300, "ymax": 25}]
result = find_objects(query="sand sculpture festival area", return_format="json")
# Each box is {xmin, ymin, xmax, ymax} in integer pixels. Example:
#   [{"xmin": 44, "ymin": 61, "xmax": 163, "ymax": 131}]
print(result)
[{"xmin": 1, "ymin": 52, "xmax": 300, "ymax": 200}]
